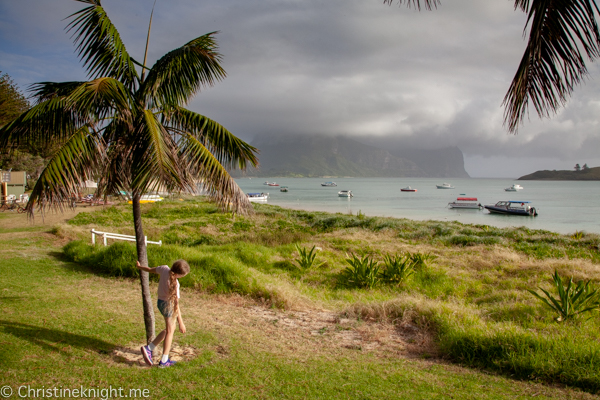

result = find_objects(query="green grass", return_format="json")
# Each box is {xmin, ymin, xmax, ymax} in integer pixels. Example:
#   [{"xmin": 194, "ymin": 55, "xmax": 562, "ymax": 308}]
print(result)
[{"xmin": 3, "ymin": 198, "xmax": 600, "ymax": 398}]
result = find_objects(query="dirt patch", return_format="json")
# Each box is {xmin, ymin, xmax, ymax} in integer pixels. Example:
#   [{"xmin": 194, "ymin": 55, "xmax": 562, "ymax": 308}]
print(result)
[
  {"xmin": 244, "ymin": 306, "xmax": 438, "ymax": 358},
  {"xmin": 0, "ymin": 204, "xmax": 100, "ymax": 230},
  {"xmin": 112, "ymin": 343, "xmax": 201, "ymax": 366}
]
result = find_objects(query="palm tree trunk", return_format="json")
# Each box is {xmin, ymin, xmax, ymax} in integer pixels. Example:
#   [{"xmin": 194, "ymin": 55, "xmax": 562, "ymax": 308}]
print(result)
[{"xmin": 132, "ymin": 192, "xmax": 155, "ymax": 343}]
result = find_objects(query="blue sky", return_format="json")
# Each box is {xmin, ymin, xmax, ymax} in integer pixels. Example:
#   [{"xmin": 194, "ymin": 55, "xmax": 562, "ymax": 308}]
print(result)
[{"xmin": 2, "ymin": 0, "xmax": 600, "ymax": 177}]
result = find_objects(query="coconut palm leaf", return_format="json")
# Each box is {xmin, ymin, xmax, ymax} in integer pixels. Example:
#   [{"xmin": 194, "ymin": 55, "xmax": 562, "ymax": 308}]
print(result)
[
  {"xmin": 66, "ymin": 1, "xmax": 139, "ymax": 88},
  {"xmin": 167, "ymin": 107, "xmax": 258, "ymax": 170},
  {"xmin": 0, "ymin": 98, "xmax": 80, "ymax": 150},
  {"xmin": 27, "ymin": 126, "xmax": 103, "ymax": 213},
  {"xmin": 67, "ymin": 78, "xmax": 134, "ymax": 121},
  {"xmin": 141, "ymin": 32, "xmax": 226, "ymax": 106},
  {"xmin": 179, "ymin": 132, "xmax": 252, "ymax": 213},
  {"xmin": 504, "ymin": 0, "xmax": 600, "ymax": 132},
  {"xmin": 128, "ymin": 110, "xmax": 184, "ymax": 192},
  {"xmin": 29, "ymin": 81, "xmax": 86, "ymax": 102}
]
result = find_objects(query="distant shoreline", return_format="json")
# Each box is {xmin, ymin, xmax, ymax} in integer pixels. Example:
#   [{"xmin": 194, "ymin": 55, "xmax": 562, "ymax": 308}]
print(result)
[{"xmin": 518, "ymin": 166, "xmax": 600, "ymax": 180}]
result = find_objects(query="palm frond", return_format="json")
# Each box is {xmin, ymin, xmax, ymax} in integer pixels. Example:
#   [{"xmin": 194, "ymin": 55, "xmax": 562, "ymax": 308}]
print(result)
[
  {"xmin": 66, "ymin": 2, "xmax": 139, "ymax": 88},
  {"xmin": 166, "ymin": 107, "xmax": 258, "ymax": 170},
  {"xmin": 179, "ymin": 132, "xmax": 253, "ymax": 214},
  {"xmin": 504, "ymin": 0, "xmax": 600, "ymax": 132},
  {"xmin": 141, "ymin": 32, "xmax": 226, "ymax": 106},
  {"xmin": 29, "ymin": 81, "xmax": 85, "ymax": 102},
  {"xmin": 27, "ymin": 125, "xmax": 103, "ymax": 214},
  {"xmin": 383, "ymin": 0, "xmax": 440, "ymax": 11},
  {"xmin": 67, "ymin": 77, "xmax": 133, "ymax": 121},
  {"xmin": 127, "ymin": 110, "xmax": 185, "ymax": 194},
  {"xmin": 0, "ymin": 98, "xmax": 81, "ymax": 151}
]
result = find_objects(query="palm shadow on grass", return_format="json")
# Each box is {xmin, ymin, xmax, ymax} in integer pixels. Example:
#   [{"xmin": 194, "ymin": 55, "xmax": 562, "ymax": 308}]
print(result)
[{"xmin": 0, "ymin": 320, "xmax": 116, "ymax": 365}]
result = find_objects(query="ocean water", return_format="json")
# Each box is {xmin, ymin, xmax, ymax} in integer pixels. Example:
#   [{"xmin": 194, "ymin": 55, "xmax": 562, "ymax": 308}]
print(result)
[{"xmin": 235, "ymin": 177, "xmax": 600, "ymax": 235}]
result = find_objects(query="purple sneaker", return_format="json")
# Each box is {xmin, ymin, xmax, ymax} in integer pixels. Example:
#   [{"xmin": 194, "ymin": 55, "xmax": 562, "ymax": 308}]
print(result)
[
  {"xmin": 141, "ymin": 345, "xmax": 153, "ymax": 366},
  {"xmin": 158, "ymin": 359, "xmax": 176, "ymax": 368}
]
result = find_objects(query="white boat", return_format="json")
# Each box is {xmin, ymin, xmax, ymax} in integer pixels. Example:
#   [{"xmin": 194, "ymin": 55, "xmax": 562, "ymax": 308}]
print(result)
[
  {"xmin": 436, "ymin": 183, "xmax": 455, "ymax": 189},
  {"xmin": 247, "ymin": 192, "xmax": 268, "ymax": 202},
  {"xmin": 504, "ymin": 184, "xmax": 524, "ymax": 192},
  {"xmin": 401, "ymin": 186, "xmax": 417, "ymax": 192},
  {"xmin": 447, "ymin": 197, "xmax": 482, "ymax": 209},
  {"xmin": 338, "ymin": 190, "xmax": 353, "ymax": 198},
  {"xmin": 321, "ymin": 181, "xmax": 337, "ymax": 187}
]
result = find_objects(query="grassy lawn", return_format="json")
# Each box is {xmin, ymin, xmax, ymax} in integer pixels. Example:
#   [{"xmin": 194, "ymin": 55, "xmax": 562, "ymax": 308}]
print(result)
[{"xmin": 0, "ymin": 200, "xmax": 599, "ymax": 399}]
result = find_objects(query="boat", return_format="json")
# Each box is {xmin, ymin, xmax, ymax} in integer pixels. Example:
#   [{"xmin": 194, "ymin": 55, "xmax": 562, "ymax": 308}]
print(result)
[
  {"xmin": 128, "ymin": 194, "xmax": 163, "ymax": 204},
  {"xmin": 401, "ymin": 186, "xmax": 417, "ymax": 192},
  {"xmin": 280, "ymin": 186, "xmax": 289, "ymax": 192},
  {"xmin": 504, "ymin": 184, "xmax": 524, "ymax": 192},
  {"xmin": 247, "ymin": 192, "xmax": 268, "ymax": 202},
  {"xmin": 436, "ymin": 183, "xmax": 455, "ymax": 189},
  {"xmin": 321, "ymin": 182, "xmax": 337, "ymax": 187},
  {"xmin": 447, "ymin": 197, "xmax": 482, "ymax": 209},
  {"xmin": 484, "ymin": 201, "xmax": 538, "ymax": 216},
  {"xmin": 338, "ymin": 190, "xmax": 353, "ymax": 198},
  {"xmin": 267, "ymin": 182, "xmax": 280, "ymax": 187}
]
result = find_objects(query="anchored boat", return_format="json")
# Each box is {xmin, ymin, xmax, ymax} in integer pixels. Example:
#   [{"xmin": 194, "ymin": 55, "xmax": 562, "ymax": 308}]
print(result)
[
  {"xmin": 247, "ymin": 192, "xmax": 268, "ymax": 202},
  {"xmin": 485, "ymin": 201, "xmax": 538, "ymax": 216},
  {"xmin": 447, "ymin": 197, "xmax": 482, "ymax": 209}
]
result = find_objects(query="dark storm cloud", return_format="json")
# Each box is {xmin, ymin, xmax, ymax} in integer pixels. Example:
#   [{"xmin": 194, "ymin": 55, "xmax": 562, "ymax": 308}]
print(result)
[{"xmin": 2, "ymin": 0, "xmax": 599, "ymax": 177}]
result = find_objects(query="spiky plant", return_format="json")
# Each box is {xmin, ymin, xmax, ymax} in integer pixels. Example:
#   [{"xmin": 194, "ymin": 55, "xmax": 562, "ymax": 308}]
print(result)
[
  {"xmin": 294, "ymin": 244, "xmax": 324, "ymax": 271},
  {"xmin": 380, "ymin": 254, "xmax": 415, "ymax": 286},
  {"xmin": 528, "ymin": 270, "xmax": 600, "ymax": 322},
  {"xmin": 339, "ymin": 254, "xmax": 381, "ymax": 289}
]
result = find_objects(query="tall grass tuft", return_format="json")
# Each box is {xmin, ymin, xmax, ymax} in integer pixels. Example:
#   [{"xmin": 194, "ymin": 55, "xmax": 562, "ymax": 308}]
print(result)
[{"xmin": 528, "ymin": 270, "xmax": 600, "ymax": 322}]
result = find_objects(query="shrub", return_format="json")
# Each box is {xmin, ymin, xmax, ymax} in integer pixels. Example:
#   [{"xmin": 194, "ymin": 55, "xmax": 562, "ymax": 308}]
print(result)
[
  {"xmin": 338, "ymin": 254, "xmax": 381, "ymax": 289},
  {"xmin": 293, "ymin": 244, "xmax": 324, "ymax": 271},
  {"xmin": 408, "ymin": 251, "xmax": 437, "ymax": 269},
  {"xmin": 528, "ymin": 270, "xmax": 600, "ymax": 322},
  {"xmin": 379, "ymin": 254, "xmax": 415, "ymax": 286}
]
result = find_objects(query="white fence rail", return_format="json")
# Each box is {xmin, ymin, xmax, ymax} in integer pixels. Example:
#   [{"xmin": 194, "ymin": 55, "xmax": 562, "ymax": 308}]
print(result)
[{"xmin": 91, "ymin": 229, "xmax": 162, "ymax": 246}]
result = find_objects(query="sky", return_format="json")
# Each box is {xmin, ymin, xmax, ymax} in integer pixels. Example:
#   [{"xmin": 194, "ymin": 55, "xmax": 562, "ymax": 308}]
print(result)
[{"xmin": 1, "ymin": 0, "xmax": 600, "ymax": 178}]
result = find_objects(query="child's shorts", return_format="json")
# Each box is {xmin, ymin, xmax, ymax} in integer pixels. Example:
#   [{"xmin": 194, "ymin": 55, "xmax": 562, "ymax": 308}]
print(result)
[{"xmin": 157, "ymin": 299, "xmax": 173, "ymax": 318}]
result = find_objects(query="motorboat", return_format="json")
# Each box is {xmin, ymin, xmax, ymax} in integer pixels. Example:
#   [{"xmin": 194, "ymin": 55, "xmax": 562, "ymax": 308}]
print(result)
[
  {"xmin": 280, "ymin": 186, "xmax": 289, "ymax": 192},
  {"xmin": 321, "ymin": 182, "xmax": 337, "ymax": 187},
  {"xmin": 247, "ymin": 192, "xmax": 268, "ymax": 202},
  {"xmin": 504, "ymin": 184, "xmax": 524, "ymax": 192},
  {"xmin": 127, "ymin": 194, "xmax": 163, "ymax": 204},
  {"xmin": 484, "ymin": 201, "xmax": 538, "ymax": 216},
  {"xmin": 401, "ymin": 186, "xmax": 417, "ymax": 192},
  {"xmin": 436, "ymin": 183, "xmax": 454, "ymax": 189},
  {"xmin": 448, "ymin": 197, "xmax": 482, "ymax": 209},
  {"xmin": 267, "ymin": 182, "xmax": 279, "ymax": 187},
  {"xmin": 338, "ymin": 190, "xmax": 353, "ymax": 198}
]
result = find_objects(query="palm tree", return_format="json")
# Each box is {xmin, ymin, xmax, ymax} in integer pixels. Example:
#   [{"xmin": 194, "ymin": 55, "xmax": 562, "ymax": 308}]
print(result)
[
  {"xmin": 0, "ymin": 0, "xmax": 258, "ymax": 342},
  {"xmin": 386, "ymin": 0, "xmax": 600, "ymax": 132}
]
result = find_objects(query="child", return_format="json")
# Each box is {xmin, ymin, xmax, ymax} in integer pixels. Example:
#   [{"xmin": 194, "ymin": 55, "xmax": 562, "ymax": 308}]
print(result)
[{"xmin": 136, "ymin": 259, "xmax": 190, "ymax": 368}]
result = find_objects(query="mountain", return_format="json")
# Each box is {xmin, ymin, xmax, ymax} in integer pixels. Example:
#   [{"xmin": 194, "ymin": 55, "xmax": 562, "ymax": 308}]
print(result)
[
  {"xmin": 518, "ymin": 166, "xmax": 600, "ymax": 180},
  {"xmin": 232, "ymin": 134, "xmax": 470, "ymax": 178}
]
